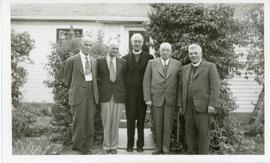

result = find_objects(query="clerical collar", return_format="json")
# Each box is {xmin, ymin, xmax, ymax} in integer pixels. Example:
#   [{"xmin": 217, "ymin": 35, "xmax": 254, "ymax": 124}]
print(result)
[
  {"xmin": 191, "ymin": 59, "xmax": 202, "ymax": 67},
  {"xmin": 132, "ymin": 50, "xmax": 142, "ymax": 55}
]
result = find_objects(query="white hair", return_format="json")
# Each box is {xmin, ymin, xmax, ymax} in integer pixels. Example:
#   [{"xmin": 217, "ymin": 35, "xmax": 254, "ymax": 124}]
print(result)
[
  {"xmin": 131, "ymin": 33, "xmax": 144, "ymax": 42},
  {"xmin": 160, "ymin": 42, "xmax": 172, "ymax": 50},
  {"xmin": 188, "ymin": 43, "xmax": 202, "ymax": 53},
  {"xmin": 106, "ymin": 39, "xmax": 120, "ymax": 48}
]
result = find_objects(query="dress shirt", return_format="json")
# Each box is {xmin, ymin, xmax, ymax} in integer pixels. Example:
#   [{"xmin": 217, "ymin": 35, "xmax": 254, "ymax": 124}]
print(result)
[
  {"xmin": 80, "ymin": 51, "xmax": 93, "ymax": 81},
  {"xmin": 160, "ymin": 58, "xmax": 170, "ymax": 67},
  {"xmin": 106, "ymin": 54, "xmax": 117, "ymax": 72}
]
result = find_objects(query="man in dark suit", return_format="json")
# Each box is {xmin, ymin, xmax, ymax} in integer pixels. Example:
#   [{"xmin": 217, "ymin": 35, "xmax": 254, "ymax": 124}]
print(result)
[
  {"xmin": 178, "ymin": 43, "xmax": 220, "ymax": 154},
  {"xmin": 64, "ymin": 36, "xmax": 99, "ymax": 154},
  {"xmin": 143, "ymin": 42, "xmax": 181, "ymax": 154},
  {"xmin": 122, "ymin": 33, "xmax": 154, "ymax": 152},
  {"xmin": 97, "ymin": 40, "xmax": 126, "ymax": 154}
]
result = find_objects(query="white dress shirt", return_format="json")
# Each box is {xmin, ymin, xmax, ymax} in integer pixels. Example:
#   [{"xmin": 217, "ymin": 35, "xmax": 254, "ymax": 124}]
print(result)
[
  {"xmin": 106, "ymin": 54, "xmax": 116, "ymax": 72},
  {"xmin": 191, "ymin": 59, "xmax": 202, "ymax": 67},
  {"xmin": 80, "ymin": 51, "xmax": 93, "ymax": 81},
  {"xmin": 160, "ymin": 58, "xmax": 170, "ymax": 67},
  {"xmin": 132, "ymin": 49, "xmax": 142, "ymax": 54}
]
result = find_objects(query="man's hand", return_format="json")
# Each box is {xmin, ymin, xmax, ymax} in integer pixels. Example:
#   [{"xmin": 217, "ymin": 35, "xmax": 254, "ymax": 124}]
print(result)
[
  {"xmin": 145, "ymin": 100, "xmax": 152, "ymax": 106},
  {"xmin": 208, "ymin": 106, "xmax": 215, "ymax": 113}
]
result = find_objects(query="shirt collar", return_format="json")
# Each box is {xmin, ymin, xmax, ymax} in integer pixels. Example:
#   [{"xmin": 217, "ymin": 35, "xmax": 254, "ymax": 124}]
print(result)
[
  {"xmin": 160, "ymin": 58, "xmax": 170, "ymax": 66},
  {"xmin": 106, "ymin": 54, "xmax": 116, "ymax": 62},
  {"xmin": 132, "ymin": 49, "xmax": 142, "ymax": 55},
  {"xmin": 191, "ymin": 59, "xmax": 202, "ymax": 67},
  {"xmin": 80, "ymin": 51, "xmax": 89, "ymax": 59}
]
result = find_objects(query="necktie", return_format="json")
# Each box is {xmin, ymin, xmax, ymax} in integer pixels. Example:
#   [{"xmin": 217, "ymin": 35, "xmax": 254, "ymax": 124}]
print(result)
[
  {"xmin": 109, "ymin": 58, "xmax": 116, "ymax": 82},
  {"xmin": 85, "ymin": 56, "xmax": 91, "ymax": 75}
]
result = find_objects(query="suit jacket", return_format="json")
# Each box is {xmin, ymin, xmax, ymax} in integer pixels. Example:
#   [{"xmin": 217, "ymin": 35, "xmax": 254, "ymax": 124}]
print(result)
[
  {"xmin": 122, "ymin": 52, "xmax": 154, "ymax": 89},
  {"xmin": 97, "ymin": 56, "xmax": 127, "ymax": 103},
  {"xmin": 143, "ymin": 58, "xmax": 181, "ymax": 107},
  {"xmin": 64, "ymin": 53, "xmax": 99, "ymax": 106},
  {"xmin": 178, "ymin": 60, "xmax": 220, "ymax": 113}
]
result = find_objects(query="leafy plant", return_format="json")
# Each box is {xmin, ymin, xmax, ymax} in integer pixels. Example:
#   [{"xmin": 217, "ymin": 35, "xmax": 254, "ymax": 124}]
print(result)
[{"xmin": 11, "ymin": 30, "xmax": 35, "ymax": 107}]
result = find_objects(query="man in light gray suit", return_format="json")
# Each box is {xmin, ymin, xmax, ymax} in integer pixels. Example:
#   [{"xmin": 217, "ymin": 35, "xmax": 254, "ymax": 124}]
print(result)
[
  {"xmin": 143, "ymin": 42, "xmax": 181, "ymax": 154},
  {"xmin": 64, "ymin": 36, "xmax": 99, "ymax": 154}
]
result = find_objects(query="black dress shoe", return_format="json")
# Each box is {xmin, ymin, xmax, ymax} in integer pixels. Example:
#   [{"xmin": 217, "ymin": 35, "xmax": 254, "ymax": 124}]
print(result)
[
  {"xmin": 72, "ymin": 147, "xmax": 82, "ymax": 152},
  {"xmin": 103, "ymin": 150, "xmax": 110, "ymax": 154},
  {"xmin": 137, "ymin": 148, "xmax": 143, "ymax": 152},
  {"xmin": 152, "ymin": 150, "xmax": 162, "ymax": 155},
  {"xmin": 111, "ymin": 149, "xmax": 117, "ymax": 154},
  {"xmin": 126, "ymin": 148, "xmax": 133, "ymax": 152}
]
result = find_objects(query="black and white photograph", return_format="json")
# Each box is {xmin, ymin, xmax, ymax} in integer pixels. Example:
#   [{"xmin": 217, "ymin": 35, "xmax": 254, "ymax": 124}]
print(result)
[{"xmin": 1, "ymin": 0, "xmax": 270, "ymax": 162}]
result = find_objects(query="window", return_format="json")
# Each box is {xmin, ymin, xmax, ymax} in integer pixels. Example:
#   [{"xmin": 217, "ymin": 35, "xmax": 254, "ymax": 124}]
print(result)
[
  {"xmin": 128, "ymin": 31, "xmax": 149, "ymax": 53},
  {"xmin": 56, "ymin": 28, "xmax": 83, "ymax": 42}
]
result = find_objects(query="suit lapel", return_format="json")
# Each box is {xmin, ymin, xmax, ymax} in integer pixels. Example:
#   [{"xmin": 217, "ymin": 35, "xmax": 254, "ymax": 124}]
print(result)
[
  {"xmin": 116, "ymin": 58, "xmax": 121, "ymax": 77},
  {"xmin": 154, "ymin": 58, "xmax": 165, "ymax": 78},
  {"xmin": 185, "ymin": 64, "xmax": 191, "ymax": 83},
  {"xmin": 165, "ymin": 59, "xmax": 174, "ymax": 78},
  {"xmin": 76, "ymin": 54, "xmax": 85, "ymax": 76},
  {"xmin": 127, "ymin": 53, "xmax": 133, "ymax": 72},
  {"xmin": 102, "ymin": 57, "xmax": 110, "ymax": 76},
  {"xmin": 193, "ymin": 60, "xmax": 206, "ymax": 78}
]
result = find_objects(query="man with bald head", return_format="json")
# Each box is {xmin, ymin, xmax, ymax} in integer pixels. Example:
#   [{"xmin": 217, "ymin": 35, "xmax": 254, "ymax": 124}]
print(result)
[
  {"xmin": 97, "ymin": 40, "xmax": 127, "ymax": 154},
  {"xmin": 143, "ymin": 42, "xmax": 181, "ymax": 154},
  {"xmin": 64, "ymin": 36, "xmax": 99, "ymax": 154},
  {"xmin": 178, "ymin": 43, "xmax": 220, "ymax": 154},
  {"xmin": 122, "ymin": 33, "xmax": 154, "ymax": 152}
]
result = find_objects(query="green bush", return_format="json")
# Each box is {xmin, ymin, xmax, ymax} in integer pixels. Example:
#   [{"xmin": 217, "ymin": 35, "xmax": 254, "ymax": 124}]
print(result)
[
  {"xmin": 12, "ymin": 105, "xmax": 39, "ymax": 140},
  {"xmin": 146, "ymin": 4, "xmax": 255, "ymax": 154},
  {"xmin": 45, "ymin": 28, "xmax": 106, "ymax": 144},
  {"xmin": 11, "ymin": 30, "xmax": 35, "ymax": 107},
  {"xmin": 12, "ymin": 136, "xmax": 62, "ymax": 155}
]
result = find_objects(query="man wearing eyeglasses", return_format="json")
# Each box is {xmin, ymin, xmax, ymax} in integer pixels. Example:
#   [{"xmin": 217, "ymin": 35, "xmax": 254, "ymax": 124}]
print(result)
[{"xmin": 64, "ymin": 36, "xmax": 99, "ymax": 154}]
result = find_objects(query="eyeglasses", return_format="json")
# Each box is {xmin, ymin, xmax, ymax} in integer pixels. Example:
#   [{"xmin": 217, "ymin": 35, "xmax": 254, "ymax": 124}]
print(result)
[{"xmin": 84, "ymin": 43, "xmax": 93, "ymax": 47}]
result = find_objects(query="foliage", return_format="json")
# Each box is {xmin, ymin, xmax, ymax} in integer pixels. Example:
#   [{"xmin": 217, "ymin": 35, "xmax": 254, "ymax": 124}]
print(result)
[
  {"xmin": 146, "ymin": 4, "xmax": 258, "ymax": 154},
  {"xmin": 245, "ymin": 4, "xmax": 264, "ymax": 85},
  {"xmin": 12, "ymin": 136, "xmax": 63, "ymax": 155},
  {"xmin": 146, "ymin": 4, "xmax": 247, "ymax": 80},
  {"xmin": 12, "ymin": 105, "xmax": 39, "ymax": 140},
  {"xmin": 11, "ymin": 30, "xmax": 35, "ymax": 107},
  {"xmin": 44, "ymin": 28, "xmax": 106, "ymax": 144}
]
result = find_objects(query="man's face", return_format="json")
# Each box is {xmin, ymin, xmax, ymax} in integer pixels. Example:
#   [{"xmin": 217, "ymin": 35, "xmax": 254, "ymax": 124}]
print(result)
[
  {"xmin": 188, "ymin": 48, "xmax": 202, "ymax": 64},
  {"xmin": 131, "ymin": 36, "xmax": 143, "ymax": 52},
  {"xmin": 108, "ymin": 43, "xmax": 119, "ymax": 57},
  {"xmin": 81, "ymin": 40, "xmax": 93, "ymax": 55},
  {"xmin": 160, "ymin": 45, "xmax": 172, "ymax": 60}
]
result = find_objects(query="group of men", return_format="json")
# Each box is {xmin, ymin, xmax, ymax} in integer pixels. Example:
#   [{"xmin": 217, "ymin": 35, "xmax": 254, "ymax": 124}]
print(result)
[{"xmin": 64, "ymin": 33, "xmax": 220, "ymax": 155}]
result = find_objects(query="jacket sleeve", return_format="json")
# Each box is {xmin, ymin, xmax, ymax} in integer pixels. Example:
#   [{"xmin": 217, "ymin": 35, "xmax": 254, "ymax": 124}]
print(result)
[
  {"xmin": 143, "ymin": 60, "xmax": 152, "ymax": 102},
  {"xmin": 64, "ymin": 58, "xmax": 73, "ymax": 89},
  {"xmin": 208, "ymin": 63, "xmax": 220, "ymax": 108}
]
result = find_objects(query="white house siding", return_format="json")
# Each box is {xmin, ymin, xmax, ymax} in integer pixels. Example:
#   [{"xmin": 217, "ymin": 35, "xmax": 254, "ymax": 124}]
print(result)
[{"xmin": 11, "ymin": 20, "xmax": 145, "ymax": 103}]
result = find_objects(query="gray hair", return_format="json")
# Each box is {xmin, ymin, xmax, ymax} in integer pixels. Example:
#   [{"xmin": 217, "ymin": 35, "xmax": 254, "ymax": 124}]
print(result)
[
  {"xmin": 188, "ymin": 43, "xmax": 202, "ymax": 53},
  {"xmin": 160, "ymin": 42, "xmax": 172, "ymax": 50},
  {"xmin": 131, "ymin": 33, "xmax": 144, "ymax": 42}
]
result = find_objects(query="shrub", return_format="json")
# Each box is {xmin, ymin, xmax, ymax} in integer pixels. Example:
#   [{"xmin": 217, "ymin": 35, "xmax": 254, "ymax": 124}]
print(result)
[
  {"xmin": 12, "ymin": 105, "xmax": 39, "ymax": 140},
  {"xmin": 11, "ymin": 30, "xmax": 35, "ymax": 107},
  {"xmin": 12, "ymin": 136, "xmax": 63, "ymax": 155},
  {"xmin": 45, "ymin": 28, "xmax": 106, "ymax": 144}
]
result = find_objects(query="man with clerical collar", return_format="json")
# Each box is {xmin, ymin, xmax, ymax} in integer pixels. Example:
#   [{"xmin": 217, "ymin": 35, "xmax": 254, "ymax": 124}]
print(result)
[
  {"xmin": 64, "ymin": 36, "xmax": 99, "ymax": 154},
  {"xmin": 178, "ymin": 43, "xmax": 220, "ymax": 154},
  {"xmin": 122, "ymin": 33, "xmax": 154, "ymax": 152},
  {"xmin": 143, "ymin": 42, "xmax": 181, "ymax": 154},
  {"xmin": 97, "ymin": 40, "xmax": 127, "ymax": 154}
]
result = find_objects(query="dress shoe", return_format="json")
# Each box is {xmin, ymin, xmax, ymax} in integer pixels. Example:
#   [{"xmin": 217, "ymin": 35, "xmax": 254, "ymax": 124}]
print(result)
[
  {"xmin": 137, "ymin": 148, "xmax": 143, "ymax": 152},
  {"xmin": 72, "ymin": 146, "xmax": 82, "ymax": 152},
  {"xmin": 103, "ymin": 150, "xmax": 110, "ymax": 154},
  {"xmin": 163, "ymin": 148, "xmax": 170, "ymax": 154},
  {"xmin": 110, "ymin": 149, "xmax": 117, "ymax": 154},
  {"xmin": 126, "ymin": 148, "xmax": 133, "ymax": 152},
  {"xmin": 152, "ymin": 150, "xmax": 162, "ymax": 155}
]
